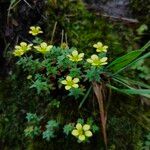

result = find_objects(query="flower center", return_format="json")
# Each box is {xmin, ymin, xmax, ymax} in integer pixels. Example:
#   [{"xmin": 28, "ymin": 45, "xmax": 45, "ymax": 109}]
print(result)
[{"xmin": 67, "ymin": 80, "xmax": 74, "ymax": 86}]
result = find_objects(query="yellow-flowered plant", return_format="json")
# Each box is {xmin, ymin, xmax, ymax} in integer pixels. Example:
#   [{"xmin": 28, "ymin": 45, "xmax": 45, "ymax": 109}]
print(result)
[
  {"xmin": 67, "ymin": 50, "xmax": 84, "ymax": 62},
  {"xmin": 87, "ymin": 54, "xmax": 108, "ymax": 66},
  {"xmin": 13, "ymin": 42, "xmax": 33, "ymax": 57},
  {"xmin": 34, "ymin": 42, "xmax": 53, "ymax": 54},
  {"xmin": 61, "ymin": 76, "xmax": 79, "ymax": 90},
  {"xmin": 71, "ymin": 123, "xmax": 93, "ymax": 142},
  {"xmin": 93, "ymin": 42, "xmax": 108, "ymax": 52},
  {"xmin": 29, "ymin": 26, "xmax": 43, "ymax": 36}
]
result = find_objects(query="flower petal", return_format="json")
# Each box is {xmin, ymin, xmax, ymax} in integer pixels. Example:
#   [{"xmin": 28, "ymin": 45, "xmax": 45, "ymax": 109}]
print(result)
[
  {"xmin": 73, "ymin": 78, "xmax": 79, "ymax": 83},
  {"xmin": 97, "ymin": 42, "xmax": 102, "ymax": 46},
  {"xmin": 65, "ymin": 85, "xmax": 71, "ymax": 90},
  {"xmin": 15, "ymin": 46, "xmax": 21, "ymax": 49},
  {"xmin": 76, "ymin": 123, "xmax": 82, "ymax": 130},
  {"xmin": 72, "ymin": 50, "xmax": 78, "ymax": 56},
  {"xmin": 87, "ymin": 59, "xmax": 93, "ymax": 63},
  {"xmin": 78, "ymin": 135, "xmax": 86, "ymax": 141},
  {"xmin": 66, "ymin": 76, "xmax": 72, "ymax": 81},
  {"xmin": 20, "ymin": 42, "xmax": 27, "ymax": 47},
  {"xmin": 101, "ymin": 62, "xmax": 108, "ymax": 65},
  {"xmin": 83, "ymin": 124, "xmax": 90, "ymax": 131},
  {"xmin": 41, "ymin": 42, "xmax": 47, "ymax": 48},
  {"xmin": 103, "ymin": 46, "xmax": 108, "ymax": 49},
  {"xmin": 61, "ymin": 80, "xmax": 67, "ymax": 85},
  {"xmin": 100, "ymin": 57, "xmax": 108, "ymax": 62},
  {"xmin": 47, "ymin": 45, "xmax": 53, "ymax": 50},
  {"xmin": 78, "ymin": 53, "xmax": 84, "ymax": 58},
  {"xmin": 85, "ymin": 131, "xmax": 93, "ymax": 137},
  {"xmin": 71, "ymin": 129, "xmax": 79, "ymax": 137},
  {"xmin": 91, "ymin": 54, "xmax": 98, "ymax": 60},
  {"xmin": 93, "ymin": 44, "xmax": 97, "ymax": 48},
  {"xmin": 72, "ymin": 84, "xmax": 79, "ymax": 88},
  {"xmin": 30, "ymin": 26, "xmax": 35, "ymax": 30}
]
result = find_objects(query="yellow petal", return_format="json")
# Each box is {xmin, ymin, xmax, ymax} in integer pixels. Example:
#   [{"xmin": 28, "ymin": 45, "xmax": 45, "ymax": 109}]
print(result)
[
  {"xmin": 76, "ymin": 123, "xmax": 82, "ymax": 130},
  {"xmin": 100, "ymin": 62, "xmax": 108, "ymax": 65},
  {"xmin": 103, "ymin": 45, "xmax": 108, "ymax": 49},
  {"xmin": 47, "ymin": 45, "xmax": 53, "ymax": 50},
  {"xmin": 20, "ymin": 42, "xmax": 27, "ymax": 47},
  {"xmin": 78, "ymin": 53, "xmax": 84, "ymax": 58},
  {"xmin": 15, "ymin": 45, "xmax": 21, "ymax": 49},
  {"xmin": 28, "ymin": 44, "xmax": 33, "ymax": 47},
  {"xmin": 91, "ymin": 54, "xmax": 98, "ymax": 60},
  {"xmin": 34, "ymin": 46, "xmax": 39, "ymax": 49},
  {"xmin": 65, "ymin": 85, "xmax": 71, "ymax": 90},
  {"xmin": 66, "ymin": 76, "xmax": 72, "ymax": 81},
  {"xmin": 83, "ymin": 124, "xmax": 90, "ymax": 131},
  {"xmin": 97, "ymin": 42, "xmax": 102, "ymax": 46},
  {"xmin": 69, "ymin": 57, "xmax": 74, "ymax": 61},
  {"xmin": 92, "ymin": 62, "xmax": 99, "ymax": 66},
  {"xmin": 72, "ymin": 50, "xmax": 78, "ymax": 56},
  {"xmin": 41, "ymin": 42, "xmax": 47, "ymax": 48},
  {"xmin": 72, "ymin": 84, "xmax": 79, "ymax": 88},
  {"xmin": 61, "ymin": 80, "xmax": 67, "ymax": 85},
  {"xmin": 100, "ymin": 57, "xmax": 108, "ymax": 62},
  {"xmin": 93, "ymin": 44, "xmax": 97, "ymax": 48},
  {"xmin": 87, "ymin": 59, "xmax": 93, "ymax": 63},
  {"xmin": 85, "ymin": 131, "xmax": 93, "ymax": 137},
  {"xmin": 73, "ymin": 78, "xmax": 79, "ymax": 83},
  {"xmin": 78, "ymin": 135, "xmax": 86, "ymax": 141},
  {"xmin": 67, "ymin": 54, "xmax": 71, "ymax": 58},
  {"xmin": 71, "ymin": 129, "xmax": 79, "ymax": 136},
  {"xmin": 36, "ymin": 26, "xmax": 41, "ymax": 30},
  {"xmin": 30, "ymin": 26, "xmax": 35, "ymax": 30}
]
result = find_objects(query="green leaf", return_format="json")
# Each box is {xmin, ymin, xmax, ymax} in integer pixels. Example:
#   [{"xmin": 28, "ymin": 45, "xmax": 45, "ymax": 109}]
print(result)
[
  {"xmin": 107, "ymin": 84, "xmax": 150, "ymax": 98},
  {"xmin": 42, "ymin": 120, "xmax": 59, "ymax": 141},
  {"xmin": 107, "ymin": 41, "xmax": 150, "ymax": 74},
  {"xmin": 112, "ymin": 76, "xmax": 150, "ymax": 89},
  {"xmin": 78, "ymin": 86, "xmax": 92, "ymax": 109},
  {"xmin": 63, "ymin": 124, "xmax": 74, "ymax": 135}
]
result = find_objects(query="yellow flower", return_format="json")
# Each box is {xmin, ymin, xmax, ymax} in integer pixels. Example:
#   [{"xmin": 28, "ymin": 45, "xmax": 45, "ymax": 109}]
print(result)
[
  {"xmin": 87, "ymin": 54, "xmax": 108, "ymax": 66},
  {"xmin": 24, "ymin": 126, "xmax": 34, "ymax": 133},
  {"xmin": 60, "ymin": 42, "xmax": 69, "ymax": 49},
  {"xmin": 93, "ymin": 42, "xmax": 108, "ymax": 52},
  {"xmin": 27, "ymin": 75, "xmax": 32, "ymax": 80},
  {"xmin": 34, "ymin": 42, "xmax": 53, "ymax": 54},
  {"xmin": 13, "ymin": 49, "xmax": 24, "ymax": 57},
  {"xmin": 71, "ymin": 123, "xmax": 93, "ymax": 142},
  {"xmin": 67, "ymin": 50, "xmax": 84, "ymax": 62},
  {"xmin": 61, "ymin": 76, "xmax": 79, "ymax": 90},
  {"xmin": 13, "ymin": 42, "xmax": 33, "ymax": 57},
  {"xmin": 29, "ymin": 26, "xmax": 43, "ymax": 36}
]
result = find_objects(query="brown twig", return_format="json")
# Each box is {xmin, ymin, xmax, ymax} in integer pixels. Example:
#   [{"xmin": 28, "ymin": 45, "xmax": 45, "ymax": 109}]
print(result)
[{"xmin": 50, "ymin": 21, "xmax": 57, "ymax": 44}]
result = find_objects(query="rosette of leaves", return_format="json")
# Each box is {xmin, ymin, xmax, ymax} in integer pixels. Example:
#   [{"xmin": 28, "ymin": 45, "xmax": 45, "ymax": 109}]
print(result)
[
  {"xmin": 24, "ymin": 113, "xmax": 42, "ymax": 139},
  {"xmin": 42, "ymin": 120, "xmax": 59, "ymax": 141}
]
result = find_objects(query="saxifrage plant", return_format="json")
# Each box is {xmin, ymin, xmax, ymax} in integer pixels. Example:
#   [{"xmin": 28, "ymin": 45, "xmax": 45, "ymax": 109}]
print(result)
[{"xmin": 12, "ymin": 26, "xmax": 150, "ymax": 148}]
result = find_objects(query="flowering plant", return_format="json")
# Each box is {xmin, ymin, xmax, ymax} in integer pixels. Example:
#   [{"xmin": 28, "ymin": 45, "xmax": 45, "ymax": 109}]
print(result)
[{"xmin": 12, "ymin": 26, "xmax": 150, "ymax": 146}]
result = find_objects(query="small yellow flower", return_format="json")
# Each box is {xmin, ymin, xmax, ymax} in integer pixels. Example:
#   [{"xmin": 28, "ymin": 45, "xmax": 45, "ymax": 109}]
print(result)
[
  {"xmin": 61, "ymin": 76, "xmax": 79, "ymax": 90},
  {"xmin": 87, "ymin": 54, "xmax": 108, "ymax": 66},
  {"xmin": 13, "ymin": 42, "xmax": 33, "ymax": 57},
  {"xmin": 34, "ymin": 42, "xmax": 53, "ymax": 54},
  {"xmin": 60, "ymin": 42, "xmax": 69, "ymax": 49},
  {"xmin": 24, "ymin": 126, "xmax": 34, "ymax": 133},
  {"xmin": 71, "ymin": 123, "xmax": 93, "ymax": 142},
  {"xmin": 93, "ymin": 42, "xmax": 108, "ymax": 52},
  {"xmin": 29, "ymin": 26, "xmax": 43, "ymax": 36},
  {"xmin": 13, "ymin": 49, "xmax": 24, "ymax": 57},
  {"xmin": 27, "ymin": 75, "xmax": 32, "ymax": 80},
  {"xmin": 67, "ymin": 50, "xmax": 84, "ymax": 62}
]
